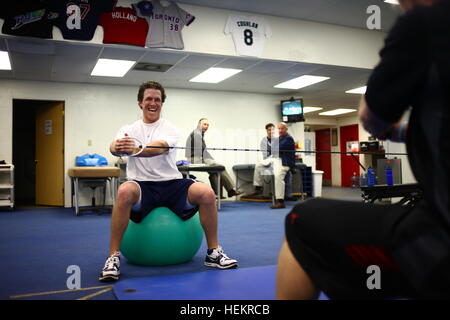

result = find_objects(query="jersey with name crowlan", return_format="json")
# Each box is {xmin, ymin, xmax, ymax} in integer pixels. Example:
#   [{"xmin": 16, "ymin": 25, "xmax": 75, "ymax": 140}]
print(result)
[
  {"xmin": 47, "ymin": 0, "xmax": 116, "ymax": 41},
  {"xmin": 132, "ymin": 0, "xmax": 195, "ymax": 50},
  {"xmin": 224, "ymin": 15, "xmax": 272, "ymax": 58},
  {"xmin": 0, "ymin": 0, "xmax": 55, "ymax": 39},
  {"xmin": 99, "ymin": 6, "xmax": 149, "ymax": 47}
]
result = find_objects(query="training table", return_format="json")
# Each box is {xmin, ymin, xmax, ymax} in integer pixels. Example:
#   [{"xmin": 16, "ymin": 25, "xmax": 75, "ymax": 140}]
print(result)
[
  {"xmin": 177, "ymin": 164, "xmax": 225, "ymax": 210},
  {"xmin": 68, "ymin": 166, "xmax": 120, "ymax": 216},
  {"xmin": 360, "ymin": 183, "xmax": 423, "ymax": 206},
  {"xmin": 233, "ymin": 163, "xmax": 307, "ymax": 203}
]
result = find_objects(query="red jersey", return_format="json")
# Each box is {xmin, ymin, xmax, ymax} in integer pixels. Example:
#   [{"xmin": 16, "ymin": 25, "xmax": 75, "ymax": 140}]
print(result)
[{"xmin": 99, "ymin": 7, "xmax": 149, "ymax": 47}]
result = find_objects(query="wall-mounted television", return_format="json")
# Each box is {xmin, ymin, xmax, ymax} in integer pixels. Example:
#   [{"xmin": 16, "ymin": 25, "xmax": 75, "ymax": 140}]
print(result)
[{"xmin": 281, "ymin": 98, "xmax": 304, "ymax": 123}]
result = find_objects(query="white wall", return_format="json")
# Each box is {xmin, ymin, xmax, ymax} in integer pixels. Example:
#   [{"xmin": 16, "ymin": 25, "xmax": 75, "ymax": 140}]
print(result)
[
  {"xmin": 179, "ymin": 3, "xmax": 386, "ymax": 68},
  {"xmin": 303, "ymin": 131, "xmax": 316, "ymax": 171},
  {"xmin": 0, "ymin": 79, "xmax": 284, "ymax": 206}
]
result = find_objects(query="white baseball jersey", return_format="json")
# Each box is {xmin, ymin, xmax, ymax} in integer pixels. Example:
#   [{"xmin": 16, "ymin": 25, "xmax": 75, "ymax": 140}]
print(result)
[
  {"xmin": 224, "ymin": 15, "xmax": 272, "ymax": 57},
  {"xmin": 132, "ymin": 0, "xmax": 195, "ymax": 49},
  {"xmin": 115, "ymin": 118, "xmax": 182, "ymax": 181}
]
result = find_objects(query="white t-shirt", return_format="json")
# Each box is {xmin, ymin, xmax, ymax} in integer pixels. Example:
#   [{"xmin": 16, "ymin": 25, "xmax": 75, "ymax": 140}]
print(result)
[
  {"xmin": 224, "ymin": 15, "xmax": 272, "ymax": 57},
  {"xmin": 115, "ymin": 118, "xmax": 182, "ymax": 181}
]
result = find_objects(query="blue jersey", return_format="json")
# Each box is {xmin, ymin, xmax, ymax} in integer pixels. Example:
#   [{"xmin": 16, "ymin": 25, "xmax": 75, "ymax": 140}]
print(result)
[{"xmin": 48, "ymin": 0, "xmax": 116, "ymax": 40}]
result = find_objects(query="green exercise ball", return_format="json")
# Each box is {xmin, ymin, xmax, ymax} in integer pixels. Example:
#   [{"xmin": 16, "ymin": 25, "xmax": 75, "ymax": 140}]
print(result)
[{"xmin": 120, "ymin": 207, "xmax": 203, "ymax": 266}]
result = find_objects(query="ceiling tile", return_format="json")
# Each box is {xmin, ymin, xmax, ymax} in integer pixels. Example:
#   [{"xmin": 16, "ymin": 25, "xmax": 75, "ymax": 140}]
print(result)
[
  {"xmin": 7, "ymin": 38, "xmax": 55, "ymax": 55},
  {"xmin": 100, "ymin": 46, "xmax": 146, "ymax": 61},
  {"xmin": 140, "ymin": 50, "xmax": 188, "ymax": 65}
]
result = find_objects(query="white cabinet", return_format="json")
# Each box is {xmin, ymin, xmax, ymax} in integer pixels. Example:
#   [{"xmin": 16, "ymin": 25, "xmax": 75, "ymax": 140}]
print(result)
[{"xmin": 0, "ymin": 164, "xmax": 14, "ymax": 209}]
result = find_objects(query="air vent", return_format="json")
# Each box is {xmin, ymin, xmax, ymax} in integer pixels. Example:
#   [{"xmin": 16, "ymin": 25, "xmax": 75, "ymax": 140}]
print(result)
[{"xmin": 133, "ymin": 62, "xmax": 173, "ymax": 72}]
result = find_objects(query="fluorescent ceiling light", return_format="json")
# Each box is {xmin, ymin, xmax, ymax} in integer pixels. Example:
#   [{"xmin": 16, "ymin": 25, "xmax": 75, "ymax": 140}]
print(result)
[
  {"xmin": 319, "ymin": 108, "xmax": 357, "ymax": 116},
  {"xmin": 274, "ymin": 75, "xmax": 330, "ymax": 90},
  {"xmin": 303, "ymin": 106, "xmax": 323, "ymax": 113},
  {"xmin": 91, "ymin": 58, "xmax": 136, "ymax": 77},
  {"xmin": 189, "ymin": 67, "xmax": 242, "ymax": 83},
  {"xmin": 346, "ymin": 86, "xmax": 367, "ymax": 94},
  {"xmin": 384, "ymin": 0, "xmax": 399, "ymax": 4},
  {"xmin": 0, "ymin": 51, "xmax": 12, "ymax": 70}
]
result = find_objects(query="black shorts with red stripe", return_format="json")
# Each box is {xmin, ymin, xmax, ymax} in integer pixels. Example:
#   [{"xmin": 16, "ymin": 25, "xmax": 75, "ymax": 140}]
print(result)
[{"xmin": 285, "ymin": 198, "xmax": 450, "ymax": 299}]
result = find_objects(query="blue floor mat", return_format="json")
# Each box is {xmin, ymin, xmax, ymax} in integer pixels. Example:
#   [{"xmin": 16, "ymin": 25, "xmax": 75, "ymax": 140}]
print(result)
[
  {"xmin": 114, "ymin": 265, "xmax": 277, "ymax": 300},
  {"xmin": 114, "ymin": 264, "xmax": 331, "ymax": 300}
]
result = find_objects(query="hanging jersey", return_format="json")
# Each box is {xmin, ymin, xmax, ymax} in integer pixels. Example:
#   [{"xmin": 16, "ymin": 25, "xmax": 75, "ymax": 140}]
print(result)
[
  {"xmin": 224, "ymin": 15, "xmax": 272, "ymax": 57},
  {"xmin": 99, "ymin": 7, "xmax": 148, "ymax": 47},
  {"xmin": 1, "ymin": 0, "xmax": 55, "ymax": 39},
  {"xmin": 48, "ymin": 0, "xmax": 116, "ymax": 41},
  {"xmin": 132, "ymin": 0, "xmax": 195, "ymax": 49}
]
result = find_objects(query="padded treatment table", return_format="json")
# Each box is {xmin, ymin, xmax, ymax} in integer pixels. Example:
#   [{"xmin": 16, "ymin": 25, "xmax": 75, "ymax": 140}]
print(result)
[
  {"xmin": 113, "ymin": 265, "xmax": 330, "ymax": 300},
  {"xmin": 177, "ymin": 164, "xmax": 225, "ymax": 210},
  {"xmin": 68, "ymin": 166, "xmax": 120, "ymax": 216},
  {"xmin": 233, "ymin": 163, "xmax": 307, "ymax": 203}
]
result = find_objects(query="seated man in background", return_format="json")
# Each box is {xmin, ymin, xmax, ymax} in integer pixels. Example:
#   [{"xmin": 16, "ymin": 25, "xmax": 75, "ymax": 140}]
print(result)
[
  {"xmin": 185, "ymin": 118, "xmax": 241, "ymax": 198},
  {"xmin": 260, "ymin": 123, "xmax": 275, "ymax": 159},
  {"xmin": 248, "ymin": 122, "xmax": 295, "ymax": 209}
]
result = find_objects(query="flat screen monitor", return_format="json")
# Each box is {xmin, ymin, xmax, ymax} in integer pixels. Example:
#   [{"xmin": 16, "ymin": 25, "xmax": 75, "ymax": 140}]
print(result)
[{"xmin": 281, "ymin": 98, "xmax": 304, "ymax": 123}]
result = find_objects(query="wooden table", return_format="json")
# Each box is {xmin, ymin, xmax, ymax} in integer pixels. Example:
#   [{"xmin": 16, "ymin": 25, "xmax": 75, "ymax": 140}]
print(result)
[{"xmin": 68, "ymin": 166, "xmax": 120, "ymax": 216}]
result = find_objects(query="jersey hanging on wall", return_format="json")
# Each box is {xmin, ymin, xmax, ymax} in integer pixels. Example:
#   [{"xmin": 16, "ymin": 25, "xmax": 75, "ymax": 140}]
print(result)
[
  {"xmin": 132, "ymin": 0, "xmax": 195, "ymax": 50},
  {"xmin": 224, "ymin": 15, "xmax": 272, "ymax": 57},
  {"xmin": 47, "ymin": 0, "xmax": 116, "ymax": 41},
  {"xmin": 99, "ymin": 7, "xmax": 149, "ymax": 47},
  {"xmin": 0, "ymin": 0, "xmax": 55, "ymax": 39}
]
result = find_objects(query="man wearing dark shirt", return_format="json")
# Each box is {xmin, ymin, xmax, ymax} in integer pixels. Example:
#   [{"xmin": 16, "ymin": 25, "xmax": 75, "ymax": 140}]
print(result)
[{"xmin": 277, "ymin": 0, "xmax": 450, "ymax": 299}]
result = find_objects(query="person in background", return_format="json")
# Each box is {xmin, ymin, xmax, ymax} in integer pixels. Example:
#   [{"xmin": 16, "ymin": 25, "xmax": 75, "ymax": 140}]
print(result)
[
  {"xmin": 260, "ymin": 123, "xmax": 275, "ymax": 159},
  {"xmin": 185, "ymin": 118, "xmax": 241, "ymax": 199},
  {"xmin": 248, "ymin": 122, "xmax": 295, "ymax": 209}
]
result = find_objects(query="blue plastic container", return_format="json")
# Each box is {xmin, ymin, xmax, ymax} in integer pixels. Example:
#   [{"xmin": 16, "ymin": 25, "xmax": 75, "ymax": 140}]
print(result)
[
  {"xmin": 367, "ymin": 167, "xmax": 375, "ymax": 186},
  {"xmin": 386, "ymin": 166, "xmax": 393, "ymax": 186}
]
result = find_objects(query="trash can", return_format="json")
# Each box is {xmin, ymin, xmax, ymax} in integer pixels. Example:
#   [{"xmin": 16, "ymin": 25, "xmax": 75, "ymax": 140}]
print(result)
[{"xmin": 312, "ymin": 170, "xmax": 324, "ymax": 197}]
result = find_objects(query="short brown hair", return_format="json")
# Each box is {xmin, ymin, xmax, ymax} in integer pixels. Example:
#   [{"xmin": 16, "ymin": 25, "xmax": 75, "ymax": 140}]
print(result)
[
  {"xmin": 137, "ymin": 81, "xmax": 166, "ymax": 103},
  {"xmin": 265, "ymin": 123, "xmax": 275, "ymax": 130}
]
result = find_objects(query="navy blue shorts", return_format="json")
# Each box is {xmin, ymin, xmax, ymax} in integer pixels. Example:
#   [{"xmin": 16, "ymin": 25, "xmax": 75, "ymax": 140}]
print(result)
[{"xmin": 129, "ymin": 179, "xmax": 199, "ymax": 223}]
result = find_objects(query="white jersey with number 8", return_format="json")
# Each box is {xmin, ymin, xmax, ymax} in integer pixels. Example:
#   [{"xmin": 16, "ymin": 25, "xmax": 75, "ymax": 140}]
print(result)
[{"xmin": 224, "ymin": 15, "xmax": 272, "ymax": 57}]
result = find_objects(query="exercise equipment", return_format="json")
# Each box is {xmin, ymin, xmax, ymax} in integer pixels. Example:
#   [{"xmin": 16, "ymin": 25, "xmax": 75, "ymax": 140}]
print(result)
[
  {"xmin": 120, "ymin": 207, "xmax": 203, "ymax": 266},
  {"xmin": 117, "ymin": 135, "xmax": 408, "ymax": 158}
]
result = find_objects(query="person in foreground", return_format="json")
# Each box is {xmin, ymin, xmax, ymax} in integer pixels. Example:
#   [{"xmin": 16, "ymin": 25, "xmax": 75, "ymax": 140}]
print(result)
[
  {"xmin": 99, "ymin": 81, "xmax": 237, "ymax": 282},
  {"xmin": 276, "ymin": 0, "xmax": 450, "ymax": 299}
]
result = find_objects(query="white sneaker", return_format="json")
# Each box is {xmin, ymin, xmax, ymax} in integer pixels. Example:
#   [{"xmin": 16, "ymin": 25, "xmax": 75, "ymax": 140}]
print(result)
[
  {"xmin": 99, "ymin": 252, "xmax": 120, "ymax": 282},
  {"xmin": 204, "ymin": 246, "xmax": 238, "ymax": 269}
]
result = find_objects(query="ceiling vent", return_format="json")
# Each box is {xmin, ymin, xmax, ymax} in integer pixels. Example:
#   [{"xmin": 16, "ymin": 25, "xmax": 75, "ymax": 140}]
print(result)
[{"xmin": 133, "ymin": 62, "xmax": 173, "ymax": 72}]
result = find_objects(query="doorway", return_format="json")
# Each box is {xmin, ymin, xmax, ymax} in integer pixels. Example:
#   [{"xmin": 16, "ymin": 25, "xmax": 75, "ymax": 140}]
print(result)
[
  {"xmin": 315, "ymin": 128, "xmax": 332, "ymax": 186},
  {"xmin": 13, "ymin": 99, "xmax": 65, "ymax": 207},
  {"xmin": 339, "ymin": 124, "xmax": 359, "ymax": 187}
]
